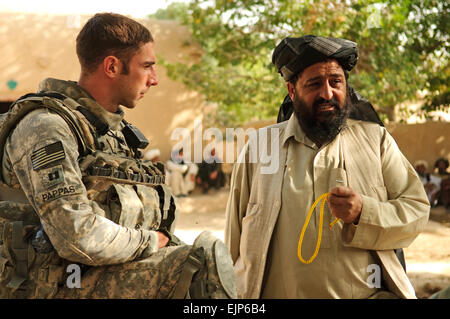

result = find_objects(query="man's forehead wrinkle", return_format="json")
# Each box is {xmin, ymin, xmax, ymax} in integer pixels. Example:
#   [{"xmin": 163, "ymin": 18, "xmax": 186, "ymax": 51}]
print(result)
[
  {"xmin": 303, "ymin": 76, "xmax": 322, "ymax": 83},
  {"xmin": 301, "ymin": 62, "xmax": 345, "ymax": 83}
]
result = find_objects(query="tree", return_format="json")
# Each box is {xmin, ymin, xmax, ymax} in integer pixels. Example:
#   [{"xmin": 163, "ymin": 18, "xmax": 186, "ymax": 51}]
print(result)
[
  {"xmin": 148, "ymin": 2, "xmax": 189, "ymax": 21},
  {"xmin": 154, "ymin": 0, "xmax": 449, "ymax": 126}
]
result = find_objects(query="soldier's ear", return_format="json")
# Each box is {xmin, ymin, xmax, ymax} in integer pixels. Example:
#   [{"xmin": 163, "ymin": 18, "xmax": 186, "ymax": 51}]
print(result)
[{"xmin": 103, "ymin": 56, "xmax": 120, "ymax": 78}]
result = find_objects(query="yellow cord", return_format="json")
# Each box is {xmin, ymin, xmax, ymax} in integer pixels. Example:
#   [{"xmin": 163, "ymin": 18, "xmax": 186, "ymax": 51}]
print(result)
[{"xmin": 297, "ymin": 192, "xmax": 340, "ymax": 264}]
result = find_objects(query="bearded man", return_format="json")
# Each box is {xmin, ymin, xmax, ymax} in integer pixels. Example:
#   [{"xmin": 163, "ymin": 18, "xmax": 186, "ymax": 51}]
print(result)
[{"xmin": 225, "ymin": 35, "xmax": 429, "ymax": 299}]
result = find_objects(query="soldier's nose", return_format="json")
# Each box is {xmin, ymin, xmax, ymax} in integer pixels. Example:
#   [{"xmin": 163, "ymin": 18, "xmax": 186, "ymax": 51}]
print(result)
[{"xmin": 149, "ymin": 72, "xmax": 158, "ymax": 87}]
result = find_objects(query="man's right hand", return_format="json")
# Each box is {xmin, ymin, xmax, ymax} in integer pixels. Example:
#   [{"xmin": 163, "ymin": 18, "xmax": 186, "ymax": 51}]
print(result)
[
  {"xmin": 327, "ymin": 186, "xmax": 362, "ymax": 224},
  {"xmin": 156, "ymin": 231, "xmax": 169, "ymax": 248}
]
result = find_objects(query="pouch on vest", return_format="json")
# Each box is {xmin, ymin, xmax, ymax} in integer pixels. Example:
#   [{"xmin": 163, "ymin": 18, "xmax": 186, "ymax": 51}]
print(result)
[
  {"xmin": 79, "ymin": 151, "xmax": 168, "ymax": 231},
  {"xmin": 0, "ymin": 204, "xmax": 67, "ymax": 298}
]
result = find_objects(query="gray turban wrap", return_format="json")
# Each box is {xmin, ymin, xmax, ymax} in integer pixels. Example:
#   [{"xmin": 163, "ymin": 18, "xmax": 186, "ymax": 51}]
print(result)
[{"xmin": 272, "ymin": 35, "xmax": 359, "ymax": 81}]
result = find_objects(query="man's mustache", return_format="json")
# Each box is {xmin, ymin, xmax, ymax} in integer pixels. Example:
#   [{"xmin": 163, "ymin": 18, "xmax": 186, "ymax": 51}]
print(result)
[{"xmin": 313, "ymin": 97, "xmax": 341, "ymax": 109}]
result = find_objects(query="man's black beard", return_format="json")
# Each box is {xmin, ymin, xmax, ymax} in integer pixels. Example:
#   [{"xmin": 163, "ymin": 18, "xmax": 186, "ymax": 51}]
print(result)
[{"xmin": 293, "ymin": 94, "xmax": 351, "ymax": 146}]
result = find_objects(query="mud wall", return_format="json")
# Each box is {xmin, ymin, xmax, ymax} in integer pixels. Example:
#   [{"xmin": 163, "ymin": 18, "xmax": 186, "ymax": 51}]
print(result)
[{"xmin": 386, "ymin": 122, "xmax": 450, "ymax": 173}]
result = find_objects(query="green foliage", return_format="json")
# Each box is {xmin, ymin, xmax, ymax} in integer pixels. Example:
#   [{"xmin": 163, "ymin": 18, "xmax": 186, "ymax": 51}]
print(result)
[
  {"xmin": 154, "ymin": 0, "xmax": 449, "ymax": 126},
  {"xmin": 148, "ymin": 2, "xmax": 190, "ymax": 21}
]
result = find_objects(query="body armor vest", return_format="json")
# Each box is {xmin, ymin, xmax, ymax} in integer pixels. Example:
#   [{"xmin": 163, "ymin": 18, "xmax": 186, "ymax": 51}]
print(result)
[{"xmin": 0, "ymin": 92, "xmax": 176, "ymax": 298}]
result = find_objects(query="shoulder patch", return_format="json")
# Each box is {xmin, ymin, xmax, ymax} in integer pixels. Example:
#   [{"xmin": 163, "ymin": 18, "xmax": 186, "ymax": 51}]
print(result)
[
  {"xmin": 38, "ymin": 184, "xmax": 83, "ymax": 203},
  {"xmin": 40, "ymin": 165, "xmax": 65, "ymax": 188},
  {"xmin": 31, "ymin": 141, "xmax": 66, "ymax": 170}
]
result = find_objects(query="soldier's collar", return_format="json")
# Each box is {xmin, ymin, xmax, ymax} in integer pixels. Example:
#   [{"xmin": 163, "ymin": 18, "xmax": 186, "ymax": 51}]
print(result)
[{"xmin": 38, "ymin": 78, "xmax": 124, "ymax": 131}]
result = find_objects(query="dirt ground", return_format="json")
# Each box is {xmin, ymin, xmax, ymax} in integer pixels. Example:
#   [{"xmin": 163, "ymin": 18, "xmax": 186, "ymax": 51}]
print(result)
[{"xmin": 174, "ymin": 187, "xmax": 450, "ymax": 299}]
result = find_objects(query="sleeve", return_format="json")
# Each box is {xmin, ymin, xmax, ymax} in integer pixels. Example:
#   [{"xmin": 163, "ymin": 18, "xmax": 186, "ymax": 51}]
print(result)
[
  {"xmin": 6, "ymin": 109, "xmax": 159, "ymax": 266},
  {"xmin": 187, "ymin": 163, "xmax": 199, "ymax": 175},
  {"xmin": 342, "ymin": 129, "xmax": 430, "ymax": 250},
  {"xmin": 429, "ymin": 174, "xmax": 441, "ymax": 190},
  {"xmin": 224, "ymin": 145, "xmax": 253, "ymax": 263},
  {"xmin": 166, "ymin": 160, "xmax": 188, "ymax": 173}
]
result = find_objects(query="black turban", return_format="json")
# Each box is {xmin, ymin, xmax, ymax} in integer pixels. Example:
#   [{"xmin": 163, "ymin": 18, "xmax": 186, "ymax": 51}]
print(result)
[
  {"xmin": 272, "ymin": 35, "xmax": 358, "ymax": 81},
  {"xmin": 273, "ymin": 35, "xmax": 384, "ymax": 128}
]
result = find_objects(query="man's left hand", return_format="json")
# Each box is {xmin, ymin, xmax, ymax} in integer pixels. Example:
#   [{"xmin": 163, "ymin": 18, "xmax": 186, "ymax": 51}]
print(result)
[{"xmin": 327, "ymin": 186, "xmax": 362, "ymax": 224}]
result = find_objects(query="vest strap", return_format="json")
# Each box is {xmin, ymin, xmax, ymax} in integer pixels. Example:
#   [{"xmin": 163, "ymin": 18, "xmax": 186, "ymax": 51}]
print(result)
[
  {"xmin": 6, "ymin": 221, "xmax": 28, "ymax": 291},
  {"xmin": 172, "ymin": 247, "xmax": 205, "ymax": 299}
]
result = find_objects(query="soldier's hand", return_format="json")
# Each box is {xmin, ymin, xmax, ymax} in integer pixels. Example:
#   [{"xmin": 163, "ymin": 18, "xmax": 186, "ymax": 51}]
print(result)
[
  {"xmin": 327, "ymin": 186, "xmax": 362, "ymax": 224},
  {"xmin": 156, "ymin": 231, "xmax": 169, "ymax": 248}
]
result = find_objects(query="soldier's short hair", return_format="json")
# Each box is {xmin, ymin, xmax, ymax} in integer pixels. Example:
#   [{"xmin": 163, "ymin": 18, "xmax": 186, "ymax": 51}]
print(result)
[{"xmin": 76, "ymin": 12, "xmax": 153, "ymax": 74}]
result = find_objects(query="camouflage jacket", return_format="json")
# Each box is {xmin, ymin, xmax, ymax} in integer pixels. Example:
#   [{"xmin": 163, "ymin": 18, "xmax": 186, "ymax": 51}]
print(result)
[{"xmin": 1, "ymin": 78, "xmax": 167, "ymax": 268}]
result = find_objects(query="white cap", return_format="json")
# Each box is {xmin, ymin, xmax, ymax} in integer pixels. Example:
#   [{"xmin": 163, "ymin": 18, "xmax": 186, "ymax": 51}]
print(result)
[
  {"xmin": 144, "ymin": 149, "xmax": 160, "ymax": 160},
  {"xmin": 414, "ymin": 160, "xmax": 428, "ymax": 170}
]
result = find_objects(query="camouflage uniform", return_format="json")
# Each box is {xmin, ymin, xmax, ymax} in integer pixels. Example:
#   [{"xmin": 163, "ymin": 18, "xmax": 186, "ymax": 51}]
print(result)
[{"xmin": 0, "ymin": 78, "xmax": 236, "ymax": 299}]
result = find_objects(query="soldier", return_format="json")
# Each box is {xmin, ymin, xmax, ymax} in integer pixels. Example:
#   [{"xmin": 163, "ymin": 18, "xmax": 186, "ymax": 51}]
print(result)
[{"xmin": 0, "ymin": 12, "xmax": 236, "ymax": 299}]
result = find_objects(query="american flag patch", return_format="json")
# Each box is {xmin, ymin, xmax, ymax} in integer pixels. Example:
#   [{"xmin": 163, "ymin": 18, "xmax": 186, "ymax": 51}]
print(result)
[{"xmin": 31, "ymin": 141, "xmax": 66, "ymax": 171}]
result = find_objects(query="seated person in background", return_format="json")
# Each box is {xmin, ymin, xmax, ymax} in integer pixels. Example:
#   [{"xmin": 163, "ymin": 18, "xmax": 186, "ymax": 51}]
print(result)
[
  {"xmin": 144, "ymin": 148, "xmax": 161, "ymax": 163},
  {"xmin": 414, "ymin": 160, "xmax": 441, "ymax": 207},
  {"xmin": 435, "ymin": 158, "xmax": 450, "ymax": 176},
  {"xmin": 434, "ymin": 158, "xmax": 450, "ymax": 210},
  {"xmin": 196, "ymin": 147, "xmax": 226, "ymax": 194},
  {"xmin": 166, "ymin": 148, "xmax": 198, "ymax": 197}
]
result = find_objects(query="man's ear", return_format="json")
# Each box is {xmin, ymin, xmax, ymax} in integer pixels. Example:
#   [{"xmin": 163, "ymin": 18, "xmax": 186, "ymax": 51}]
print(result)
[
  {"xmin": 103, "ymin": 56, "xmax": 121, "ymax": 78},
  {"xmin": 287, "ymin": 82, "xmax": 296, "ymax": 101}
]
